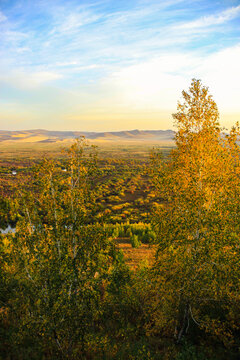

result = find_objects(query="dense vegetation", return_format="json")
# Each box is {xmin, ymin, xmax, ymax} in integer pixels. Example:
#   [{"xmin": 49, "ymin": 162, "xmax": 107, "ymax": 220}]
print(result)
[{"xmin": 0, "ymin": 80, "xmax": 240, "ymax": 359}]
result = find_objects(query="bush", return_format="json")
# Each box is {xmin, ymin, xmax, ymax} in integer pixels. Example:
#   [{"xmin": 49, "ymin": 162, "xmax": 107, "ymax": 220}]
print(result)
[
  {"xmin": 131, "ymin": 234, "xmax": 141, "ymax": 248},
  {"xmin": 126, "ymin": 227, "xmax": 132, "ymax": 237},
  {"xmin": 112, "ymin": 227, "xmax": 119, "ymax": 239}
]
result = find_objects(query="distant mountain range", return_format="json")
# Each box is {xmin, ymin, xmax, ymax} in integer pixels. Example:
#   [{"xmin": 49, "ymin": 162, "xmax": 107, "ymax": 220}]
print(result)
[{"xmin": 0, "ymin": 129, "xmax": 175, "ymax": 143}]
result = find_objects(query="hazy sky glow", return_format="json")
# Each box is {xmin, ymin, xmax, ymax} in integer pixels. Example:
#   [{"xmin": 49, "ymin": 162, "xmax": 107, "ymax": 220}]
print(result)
[{"xmin": 0, "ymin": 0, "xmax": 240, "ymax": 131}]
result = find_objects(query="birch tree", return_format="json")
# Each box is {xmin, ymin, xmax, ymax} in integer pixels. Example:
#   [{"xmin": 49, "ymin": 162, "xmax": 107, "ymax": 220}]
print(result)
[
  {"xmin": 149, "ymin": 79, "xmax": 240, "ymax": 346},
  {"xmin": 6, "ymin": 138, "xmax": 116, "ymax": 358}
]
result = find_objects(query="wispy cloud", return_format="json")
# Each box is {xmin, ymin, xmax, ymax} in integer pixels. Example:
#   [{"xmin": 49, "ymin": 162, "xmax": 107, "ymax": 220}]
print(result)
[
  {"xmin": 1, "ymin": 0, "xmax": 238, "ymax": 77},
  {"xmin": 102, "ymin": 43, "xmax": 240, "ymax": 114},
  {"xmin": 177, "ymin": 5, "xmax": 240, "ymax": 29},
  {"xmin": 50, "ymin": 11, "xmax": 102, "ymax": 35},
  {"xmin": 0, "ymin": 0, "xmax": 239, "ymax": 130},
  {"xmin": 0, "ymin": 70, "xmax": 63, "ymax": 89},
  {"xmin": 0, "ymin": 10, "xmax": 7, "ymax": 23}
]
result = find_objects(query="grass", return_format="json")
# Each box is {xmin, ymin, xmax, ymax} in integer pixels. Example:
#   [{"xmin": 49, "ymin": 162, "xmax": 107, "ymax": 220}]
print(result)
[
  {"xmin": 0, "ymin": 139, "xmax": 174, "ymax": 160},
  {"xmin": 116, "ymin": 238, "xmax": 156, "ymax": 269}
]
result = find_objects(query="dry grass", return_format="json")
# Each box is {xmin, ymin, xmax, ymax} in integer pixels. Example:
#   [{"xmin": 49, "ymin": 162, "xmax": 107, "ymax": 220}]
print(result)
[
  {"xmin": 116, "ymin": 238, "xmax": 156, "ymax": 269},
  {"xmin": 0, "ymin": 140, "xmax": 174, "ymax": 160}
]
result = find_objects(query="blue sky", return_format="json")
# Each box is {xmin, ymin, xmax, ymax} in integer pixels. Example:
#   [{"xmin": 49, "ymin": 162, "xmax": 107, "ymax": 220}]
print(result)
[{"xmin": 0, "ymin": 0, "xmax": 240, "ymax": 131}]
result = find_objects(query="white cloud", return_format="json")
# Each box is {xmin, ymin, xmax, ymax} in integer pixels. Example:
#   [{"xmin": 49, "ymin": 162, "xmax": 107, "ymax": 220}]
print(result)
[
  {"xmin": 0, "ymin": 11, "xmax": 7, "ymax": 23},
  {"xmin": 0, "ymin": 70, "xmax": 63, "ymax": 89},
  {"xmin": 15, "ymin": 47, "xmax": 31, "ymax": 53},
  {"xmin": 74, "ymin": 64, "xmax": 101, "ymax": 71},
  {"xmin": 177, "ymin": 5, "xmax": 240, "ymax": 29},
  {"xmin": 0, "ymin": 0, "xmax": 239, "ymax": 131},
  {"xmin": 55, "ymin": 61, "xmax": 79, "ymax": 67},
  {"xmin": 51, "ymin": 11, "xmax": 102, "ymax": 35},
  {"xmin": 55, "ymin": 62, "xmax": 100, "ymax": 71},
  {"xmin": 196, "ymin": 45, "xmax": 240, "ymax": 112},
  {"xmin": 104, "ymin": 44, "xmax": 240, "ymax": 114},
  {"xmin": 105, "ymin": 54, "xmax": 196, "ymax": 109}
]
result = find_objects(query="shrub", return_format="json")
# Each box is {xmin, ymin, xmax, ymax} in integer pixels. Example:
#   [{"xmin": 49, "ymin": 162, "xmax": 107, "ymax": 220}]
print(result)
[{"xmin": 131, "ymin": 234, "xmax": 141, "ymax": 248}]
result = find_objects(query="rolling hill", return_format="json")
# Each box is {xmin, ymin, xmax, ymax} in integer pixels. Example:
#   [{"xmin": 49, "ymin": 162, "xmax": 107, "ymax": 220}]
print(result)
[{"xmin": 0, "ymin": 129, "xmax": 175, "ymax": 143}]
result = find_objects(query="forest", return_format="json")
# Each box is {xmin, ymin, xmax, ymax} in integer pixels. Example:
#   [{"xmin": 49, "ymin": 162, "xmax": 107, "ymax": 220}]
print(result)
[{"xmin": 0, "ymin": 79, "xmax": 240, "ymax": 359}]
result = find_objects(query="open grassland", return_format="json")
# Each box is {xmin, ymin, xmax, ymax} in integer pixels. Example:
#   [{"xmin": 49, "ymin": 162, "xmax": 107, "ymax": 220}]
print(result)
[
  {"xmin": 0, "ymin": 140, "xmax": 70, "ymax": 159},
  {"xmin": 0, "ymin": 138, "xmax": 174, "ymax": 160}
]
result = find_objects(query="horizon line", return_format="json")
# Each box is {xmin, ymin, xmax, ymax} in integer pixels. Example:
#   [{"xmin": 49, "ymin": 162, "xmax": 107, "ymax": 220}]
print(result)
[{"xmin": 0, "ymin": 128, "xmax": 175, "ymax": 133}]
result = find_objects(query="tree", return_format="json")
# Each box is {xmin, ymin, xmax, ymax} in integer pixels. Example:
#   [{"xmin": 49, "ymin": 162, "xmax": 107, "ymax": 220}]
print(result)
[
  {"xmin": 149, "ymin": 79, "xmax": 240, "ymax": 346},
  {"xmin": 3, "ymin": 138, "xmax": 116, "ymax": 358}
]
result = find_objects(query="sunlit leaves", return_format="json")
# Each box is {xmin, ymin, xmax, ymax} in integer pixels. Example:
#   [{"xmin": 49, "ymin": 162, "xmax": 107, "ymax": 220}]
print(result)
[
  {"xmin": 149, "ymin": 79, "xmax": 240, "ymax": 345},
  {"xmin": 2, "ymin": 138, "xmax": 117, "ymax": 357}
]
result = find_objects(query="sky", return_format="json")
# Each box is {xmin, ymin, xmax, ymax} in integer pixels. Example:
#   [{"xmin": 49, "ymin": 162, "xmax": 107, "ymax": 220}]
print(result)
[{"xmin": 0, "ymin": 0, "xmax": 240, "ymax": 131}]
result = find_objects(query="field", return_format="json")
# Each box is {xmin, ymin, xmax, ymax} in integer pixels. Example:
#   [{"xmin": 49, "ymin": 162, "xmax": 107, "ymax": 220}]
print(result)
[
  {"xmin": 0, "ymin": 137, "xmax": 173, "ymax": 158},
  {"xmin": 116, "ymin": 238, "xmax": 156, "ymax": 268},
  {"xmin": 0, "ymin": 139, "xmax": 172, "ymax": 266}
]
